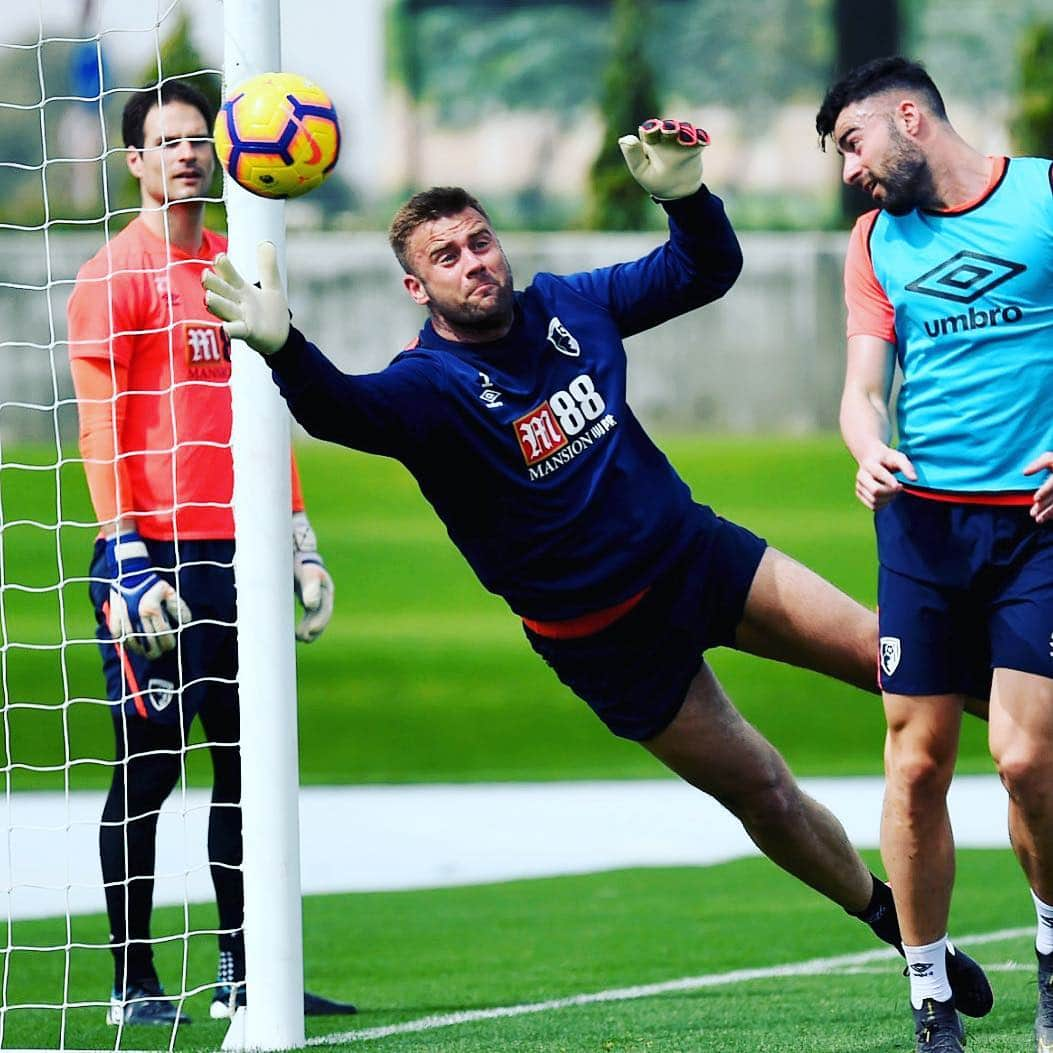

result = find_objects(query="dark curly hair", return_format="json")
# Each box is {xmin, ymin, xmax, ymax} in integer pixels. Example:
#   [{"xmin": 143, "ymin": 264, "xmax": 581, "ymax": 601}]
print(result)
[{"xmin": 816, "ymin": 56, "xmax": 947, "ymax": 150}]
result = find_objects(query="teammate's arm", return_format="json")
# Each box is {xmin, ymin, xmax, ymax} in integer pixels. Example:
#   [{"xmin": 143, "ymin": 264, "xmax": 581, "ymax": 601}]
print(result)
[
  {"xmin": 840, "ymin": 334, "xmax": 916, "ymax": 511},
  {"xmin": 69, "ymin": 357, "xmax": 133, "ymax": 536},
  {"xmin": 289, "ymin": 458, "xmax": 334, "ymax": 643},
  {"xmin": 69, "ymin": 357, "xmax": 191, "ymax": 657}
]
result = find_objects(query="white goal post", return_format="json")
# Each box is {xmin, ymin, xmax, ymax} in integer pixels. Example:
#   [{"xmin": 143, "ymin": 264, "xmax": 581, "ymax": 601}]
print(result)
[
  {"xmin": 0, "ymin": 0, "xmax": 307, "ymax": 1049},
  {"xmin": 223, "ymin": 0, "xmax": 306, "ymax": 1047}
]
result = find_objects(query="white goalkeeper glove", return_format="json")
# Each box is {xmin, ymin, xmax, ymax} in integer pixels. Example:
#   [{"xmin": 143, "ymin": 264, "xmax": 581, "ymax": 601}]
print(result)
[
  {"xmin": 292, "ymin": 512, "xmax": 334, "ymax": 643},
  {"xmin": 104, "ymin": 531, "xmax": 192, "ymax": 660},
  {"xmin": 618, "ymin": 118, "xmax": 710, "ymax": 201},
  {"xmin": 202, "ymin": 241, "xmax": 290, "ymax": 356}
]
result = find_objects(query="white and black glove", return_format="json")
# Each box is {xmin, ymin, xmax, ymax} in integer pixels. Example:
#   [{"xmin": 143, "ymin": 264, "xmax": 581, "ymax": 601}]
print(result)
[
  {"xmin": 104, "ymin": 531, "xmax": 192, "ymax": 659},
  {"xmin": 203, "ymin": 241, "xmax": 290, "ymax": 356},
  {"xmin": 292, "ymin": 512, "xmax": 334, "ymax": 643},
  {"xmin": 618, "ymin": 118, "xmax": 710, "ymax": 200}
]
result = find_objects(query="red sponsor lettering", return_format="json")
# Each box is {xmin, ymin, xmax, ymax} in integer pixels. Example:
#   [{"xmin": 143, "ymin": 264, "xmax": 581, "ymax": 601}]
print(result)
[
  {"xmin": 184, "ymin": 325, "xmax": 231, "ymax": 375},
  {"xmin": 514, "ymin": 401, "xmax": 567, "ymax": 466}
]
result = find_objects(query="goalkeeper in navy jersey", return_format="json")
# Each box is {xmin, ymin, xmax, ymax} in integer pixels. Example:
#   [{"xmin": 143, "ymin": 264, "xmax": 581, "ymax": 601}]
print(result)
[{"xmin": 204, "ymin": 118, "xmax": 992, "ymax": 1020}]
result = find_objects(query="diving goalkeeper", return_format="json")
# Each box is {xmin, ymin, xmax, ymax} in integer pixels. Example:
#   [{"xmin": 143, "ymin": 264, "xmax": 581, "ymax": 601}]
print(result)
[{"xmin": 204, "ymin": 117, "xmax": 992, "ymax": 1022}]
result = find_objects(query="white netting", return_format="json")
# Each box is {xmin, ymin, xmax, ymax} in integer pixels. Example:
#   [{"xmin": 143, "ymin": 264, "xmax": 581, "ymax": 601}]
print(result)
[{"xmin": 0, "ymin": 2, "xmax": 243, "ymax": 1048}]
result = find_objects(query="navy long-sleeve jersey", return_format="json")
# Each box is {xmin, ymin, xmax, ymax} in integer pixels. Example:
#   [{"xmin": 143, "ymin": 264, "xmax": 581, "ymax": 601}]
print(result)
[{"xmin": 268, "ymin": 188, "xmax": 742, "ymax": 621}]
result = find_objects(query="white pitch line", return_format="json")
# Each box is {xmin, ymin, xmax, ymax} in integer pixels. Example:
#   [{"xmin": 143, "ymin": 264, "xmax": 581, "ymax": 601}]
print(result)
[{"xmin": 308, "ymin": 926, "xmax": 1032, "ymax": 1046}]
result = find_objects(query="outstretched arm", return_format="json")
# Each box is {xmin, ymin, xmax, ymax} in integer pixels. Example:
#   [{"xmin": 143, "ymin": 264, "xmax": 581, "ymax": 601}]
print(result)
[
  {"xmin": 569, "ymin": 118, "xmax": 743, "ymax": 335},
  {"xmin": 203, "ymin": 246, "xmax": 441, "ymax": 458}
]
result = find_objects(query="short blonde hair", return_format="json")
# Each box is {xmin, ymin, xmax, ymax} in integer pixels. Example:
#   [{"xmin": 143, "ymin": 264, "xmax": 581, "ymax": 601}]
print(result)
[{"xmin": 388, "ymin": 186, "xmax": 491, "ymax": 274}]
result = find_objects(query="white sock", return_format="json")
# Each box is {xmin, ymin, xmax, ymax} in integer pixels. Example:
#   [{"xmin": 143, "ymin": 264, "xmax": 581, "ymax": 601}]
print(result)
[
  {"xmin": 903, "ymin": 935, "xmax": 952, "ymax": 1009},
  {"xmin": 1032, "ymin": 890, "xmax": 1053, "ymax": 955}
]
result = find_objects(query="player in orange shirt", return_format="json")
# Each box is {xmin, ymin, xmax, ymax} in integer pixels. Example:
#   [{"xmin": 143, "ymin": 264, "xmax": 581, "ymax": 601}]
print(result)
[{"xmin": 67, "ymin": 80, "xmax": 354, "ymax": 1026}]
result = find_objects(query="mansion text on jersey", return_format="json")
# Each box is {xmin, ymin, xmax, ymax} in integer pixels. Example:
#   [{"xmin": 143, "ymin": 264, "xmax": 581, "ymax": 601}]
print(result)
[{"xmin": 527, "ymin": 415, "xmax": 618, "ymax": 481}]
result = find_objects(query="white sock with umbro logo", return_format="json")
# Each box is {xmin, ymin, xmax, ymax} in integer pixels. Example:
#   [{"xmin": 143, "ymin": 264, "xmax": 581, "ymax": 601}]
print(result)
[
  {"xmin": 1032, "ymin": 889, "xmax": 1053, "ymax": 955},
  {"xmin": 904, "ymin": 935, "xmax": 951, "ymax": 1009}
]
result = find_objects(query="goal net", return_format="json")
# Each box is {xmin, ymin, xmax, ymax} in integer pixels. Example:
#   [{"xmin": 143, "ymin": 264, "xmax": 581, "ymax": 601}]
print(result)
[{"xmin": 0, "ymin": 1, "xmax": 304, "ymax": 1049}]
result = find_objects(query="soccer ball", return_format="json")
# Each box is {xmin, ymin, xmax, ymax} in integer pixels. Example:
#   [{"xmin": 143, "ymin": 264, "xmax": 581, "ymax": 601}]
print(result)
[{"xmin": 213, "ymin": 72, "xmax": 340, "ymax": 199}]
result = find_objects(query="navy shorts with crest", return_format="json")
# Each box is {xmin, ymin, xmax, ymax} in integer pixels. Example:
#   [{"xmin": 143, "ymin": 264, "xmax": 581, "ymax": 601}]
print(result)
[{"xmin": 875, "ymin": 493, "xmax": 1053, "ymax": 697}]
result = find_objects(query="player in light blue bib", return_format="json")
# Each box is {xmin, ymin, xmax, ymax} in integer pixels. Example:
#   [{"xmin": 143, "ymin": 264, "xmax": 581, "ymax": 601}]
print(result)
[{"xmin": 820, "ymin": 55, "xmax": 1053, "ymax": 1053}]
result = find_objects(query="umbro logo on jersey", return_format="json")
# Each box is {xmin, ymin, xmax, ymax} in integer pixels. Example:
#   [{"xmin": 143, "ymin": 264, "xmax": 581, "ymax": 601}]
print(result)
[
  {"xmin": 909, "ymin": 962, "xmax": 934, "ymax": 978},
  {"xmin": 906, "ymin": 250, "xmax": 1025, "ymax": 305},
  {"xmin": 546, "ymin": 316, "xmax": 580, "ymax": 357},
  {"xmin": 880, "ymin": 636, "xmax": 901, "ymax": 677},
  {"xmin": 153, "ymin": 273, "xmax": 183, "ymax": 306},
  {"xmin": 478, "ymin": 371, "xmax": 504, "ymax": 409},
  {"xmin": 922, "ymin": 303, "xmax": 1025, "ymax": 338}
]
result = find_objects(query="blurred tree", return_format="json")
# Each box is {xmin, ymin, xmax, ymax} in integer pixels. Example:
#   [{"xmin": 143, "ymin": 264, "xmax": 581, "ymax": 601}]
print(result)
[
  {"xmin": 832, "ymin": 0, "xmax": 900, "ymax": 224},
  {"xmin": 393, "ymin": 0, "xmax": 608, "ymax": 123},
  {"xmin": 584, "ymin": 0, "xmax": 661, "ymax": 230},
  {"xmin": 1011, "ymin": 20, "xmax": 1053, "ymax": 157}
]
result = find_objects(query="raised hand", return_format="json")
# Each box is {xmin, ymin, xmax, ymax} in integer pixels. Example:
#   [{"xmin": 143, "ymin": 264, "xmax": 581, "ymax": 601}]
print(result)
[{"xmin": 618, "ymin": 118, "xmax": 710, "ymax": 200}]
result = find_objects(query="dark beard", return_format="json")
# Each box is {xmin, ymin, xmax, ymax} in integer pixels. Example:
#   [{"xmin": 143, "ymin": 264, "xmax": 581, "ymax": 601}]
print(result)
[
  {"xmin": 877, "ymin": 127, "xmax": 936, "ymax": 215},
  {"xmin": 430, "ymin": 279, "xmax": 515, "ymax": 336}
]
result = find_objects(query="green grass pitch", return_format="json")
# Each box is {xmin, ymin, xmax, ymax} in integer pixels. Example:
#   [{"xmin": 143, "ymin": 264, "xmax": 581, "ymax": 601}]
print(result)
[
  {"xmin": 0, "ymin": 851, "xmax": 1038, "ymax": 1051},
  {"xmin": 0, "ymin": 434, "xmax": 1019, "ymax": 1051}
]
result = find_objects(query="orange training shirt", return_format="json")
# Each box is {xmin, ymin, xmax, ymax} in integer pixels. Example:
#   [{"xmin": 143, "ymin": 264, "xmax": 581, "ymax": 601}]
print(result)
[{"xmin": 67, "ymin": 217, "xmax": 304, "ymax": 539}]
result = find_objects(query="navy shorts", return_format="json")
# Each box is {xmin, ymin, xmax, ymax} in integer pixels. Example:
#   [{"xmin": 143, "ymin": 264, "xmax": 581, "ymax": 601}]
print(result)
[
  {"xmin": 524, "ymin": 504, "xmax": 767, "ymax": 741},
  {"xmin": 89, "ymin": 538, "xmax": 238, "ymax": 726},
  {"xmin": 875, "ymin": 494, "xmax": 1053, "ymax": 697}
]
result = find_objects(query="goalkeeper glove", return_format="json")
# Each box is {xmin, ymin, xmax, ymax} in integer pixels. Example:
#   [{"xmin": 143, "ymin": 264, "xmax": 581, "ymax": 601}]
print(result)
[
  {"xmin": 292, "ymin": 512, "xmax": 334, "ymax": 643},
  {"xmin": 104, "ymin": 531, "xmax": 192, "ymax": 660},
  {"xmin": 203, "ymin": 241, "xmax": 290, "ymax": 356},
  {"xmin": 618, "ymin": 118, "xmax": 710, "ymax": 200}
]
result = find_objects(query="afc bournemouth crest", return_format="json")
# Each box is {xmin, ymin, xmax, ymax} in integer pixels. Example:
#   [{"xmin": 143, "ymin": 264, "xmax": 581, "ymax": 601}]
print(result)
[
  {"xmin": 546, "ymin": 316, "xmax": 580, "ymax": 357},
  {"xmin": 147, "ymin": 677, "xmax": 177, "ymax": 713},
  {"xmin": 879, "ymin": 637, "xmax": 901, "ymax": 678}
]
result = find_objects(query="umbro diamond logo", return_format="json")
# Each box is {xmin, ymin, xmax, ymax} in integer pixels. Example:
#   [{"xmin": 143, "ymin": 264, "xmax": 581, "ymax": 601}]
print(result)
[
  {"xmin": 477, "ymin": 371, "xmax": 504, "ymax": 409},
  {"xmin": 906, "ymin": 251, "xmax": 1025, "ymax": 305},
  {"xmin": 909, "ymin": 962, "xmax": 934, "ymax": 977}
]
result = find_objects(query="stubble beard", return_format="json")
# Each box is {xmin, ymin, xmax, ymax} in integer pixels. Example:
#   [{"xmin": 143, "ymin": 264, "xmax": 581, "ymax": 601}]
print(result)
[
  {"xmin": 876, "ymin": 125, "xmax": 936, "ymax": 215},
  {"xmin": 430, "ymin": 274, "xmax": 515, "ymax": 337}
]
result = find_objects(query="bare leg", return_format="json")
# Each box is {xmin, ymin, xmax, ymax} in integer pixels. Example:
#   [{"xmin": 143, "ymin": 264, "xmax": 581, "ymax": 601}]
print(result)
[
  {"xmin": 734, "ymin": 546, "xmax": 878, "ymax": 691},
  {"xmin": 734, "ymin": 547, "xmax": 989, "ymax": 719},
  {"xmin": 643, "ymin": 661, "xmax": 873, "ymax": 912},
  {"xmin": 988, "ymin": 668, "xmax": 1053, "ymax": 902},
  {"xmin": 880, "ymin": 693, "xmax": 963, "ymax": 944}
]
